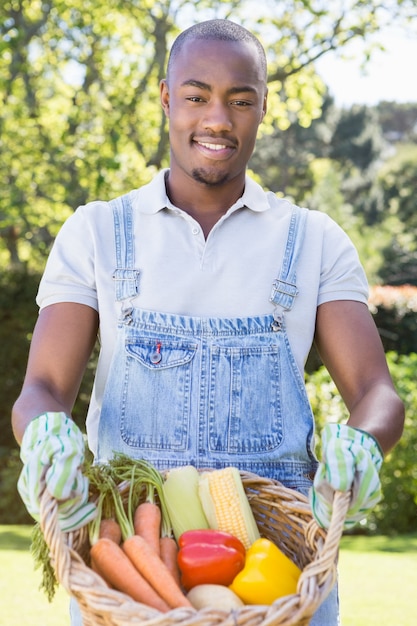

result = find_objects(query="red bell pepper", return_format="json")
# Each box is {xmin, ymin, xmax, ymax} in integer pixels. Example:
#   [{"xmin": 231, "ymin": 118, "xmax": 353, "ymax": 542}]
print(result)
[{"xmin": 177, "ymin": 529, "xmax": 246, "ymax": 590}]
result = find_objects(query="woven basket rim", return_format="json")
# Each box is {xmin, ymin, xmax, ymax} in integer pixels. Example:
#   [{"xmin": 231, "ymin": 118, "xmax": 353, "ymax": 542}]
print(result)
[{"xmin": 40, "ymin": 469, "xmax": 350, "ymax": 626}]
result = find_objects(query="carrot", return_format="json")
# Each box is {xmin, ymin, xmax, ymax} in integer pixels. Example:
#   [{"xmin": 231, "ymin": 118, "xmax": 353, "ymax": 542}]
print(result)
[
  {"xmin": 134, "ymin": 498, "xmax": 161, "ymax": 555},
  {"xmin": 101, "ymin": 456, "xmax": 192, "ymax": 609},
  {"xmin": 91, "ymin": 538, "xmax": 170, "ymax": 611},
  {"xmin": 90, "ymin": 553, "xmax": 113, "ymax": 587},
  {"xmin": 99, "ymin": 518, "xmax": 122, "ymax": 544},
  {"xmin": 160, "ymin": 535, "xmax": 181, "ymax": 586},
  {"xmin": 86, "ymin": 482, "xmax": 167, "ymax": 608},
  {"xmin": 92, "ymin": 519, "xmax": 121, "ymax": 586},
  {"xmin": 123, "ymin": 534, "xmax": 192, "ymax": 609},
  {"xmin": 102, "ymin": 466, "xmax": 192, "ymax": 610}
]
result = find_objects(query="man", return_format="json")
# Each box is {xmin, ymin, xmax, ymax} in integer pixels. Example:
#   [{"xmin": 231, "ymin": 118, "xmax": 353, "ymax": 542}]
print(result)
[{"xmin": 13, "ymin": 19, "xmax": 404, "ymax": 625}]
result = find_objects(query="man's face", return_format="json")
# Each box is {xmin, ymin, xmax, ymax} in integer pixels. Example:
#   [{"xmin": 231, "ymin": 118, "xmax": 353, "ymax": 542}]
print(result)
[{"xmin": 160, "ymin": 38, "xmax": 267, "ymax": 189}]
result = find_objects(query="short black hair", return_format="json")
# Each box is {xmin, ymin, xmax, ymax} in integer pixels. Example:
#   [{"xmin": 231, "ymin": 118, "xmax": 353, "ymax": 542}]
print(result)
[{"xmin": 167, "ymin": 19, "xmax": 267, "ymax": 82}]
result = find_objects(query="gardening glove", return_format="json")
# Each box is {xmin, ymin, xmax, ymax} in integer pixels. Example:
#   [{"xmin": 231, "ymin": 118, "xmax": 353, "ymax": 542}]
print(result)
[
  {"xmin": 17, "ymin": 412, "xmax": 96, "ymax": 532},
  {"xmin": 309, "ymin": 423, "xmax": 383, "ymax": 530}
]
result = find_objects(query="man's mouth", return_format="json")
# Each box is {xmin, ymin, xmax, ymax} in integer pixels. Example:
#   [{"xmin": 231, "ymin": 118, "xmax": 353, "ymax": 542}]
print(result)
[
  {"xmin": 194, "ymin": 139, "xmax": 236, "ymax": 158},
  {"xmin": 197, "ymin": 141, "xmax": 229, "ymax": 151}
]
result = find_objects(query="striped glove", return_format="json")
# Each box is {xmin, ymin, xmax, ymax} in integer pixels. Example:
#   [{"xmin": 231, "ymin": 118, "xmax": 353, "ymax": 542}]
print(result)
[
  {"xmin": 309, "ymin": 423, "xmax": 383, "ymax": 530},
  {"xmin": 17, "ymin": 412, "xmax": 96, "ymax": 532}
]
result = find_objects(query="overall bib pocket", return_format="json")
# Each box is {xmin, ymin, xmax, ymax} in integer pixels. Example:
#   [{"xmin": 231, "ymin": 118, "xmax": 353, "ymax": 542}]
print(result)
[
  {"xmin": 208, "ymin": 343, "xmax": 283, "ymax": 453},
  {"xmin": 119, "ymin": 336, "xmax": 198, "ymax": 451}
]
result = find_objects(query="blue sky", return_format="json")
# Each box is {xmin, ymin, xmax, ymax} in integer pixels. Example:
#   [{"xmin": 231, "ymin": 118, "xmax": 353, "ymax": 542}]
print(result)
[{"xmin": 315, "ymin": 26, "xmax": 417, "ymax": 107}]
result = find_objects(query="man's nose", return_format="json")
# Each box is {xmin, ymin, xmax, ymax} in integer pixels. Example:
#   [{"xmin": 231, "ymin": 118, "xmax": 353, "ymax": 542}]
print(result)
[{"xmin": 202, "ymin": 100, "xmax": 233, "ymax": 132}]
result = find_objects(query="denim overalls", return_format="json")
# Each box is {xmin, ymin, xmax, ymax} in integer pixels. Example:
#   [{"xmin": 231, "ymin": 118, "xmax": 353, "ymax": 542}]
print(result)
[
  {"xmin": 97, "ymin": 193, "xmax": 318, "ymax": 487},
  {"xmin": 79, "ymin": 193, "xmax": 339, "ymax": 625}
]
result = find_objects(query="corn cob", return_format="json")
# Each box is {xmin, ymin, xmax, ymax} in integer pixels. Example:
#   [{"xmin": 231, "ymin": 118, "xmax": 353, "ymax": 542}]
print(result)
[
  {"xmin": 163, "ymin": 465, "xmax": 209, "ymax": 541},
  {"xmin": 198, "ymin": 467, "xmax": 260, "ymax": 549}
]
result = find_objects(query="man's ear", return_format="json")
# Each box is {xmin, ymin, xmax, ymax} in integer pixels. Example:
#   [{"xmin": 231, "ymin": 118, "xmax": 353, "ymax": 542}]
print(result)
[
  {"xmin": 160, "ymin": 79, "xmax": 170, "ymax": 116},
  {"xmin": 261, "ymin": 90, "xmax": 268, "ymax": 121}
]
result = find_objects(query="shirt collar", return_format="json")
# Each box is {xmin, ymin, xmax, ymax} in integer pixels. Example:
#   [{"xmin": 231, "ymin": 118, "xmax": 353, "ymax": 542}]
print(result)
[{"xmin": 131, "ymin": 168, "xmax": 271, "ymax": 215}]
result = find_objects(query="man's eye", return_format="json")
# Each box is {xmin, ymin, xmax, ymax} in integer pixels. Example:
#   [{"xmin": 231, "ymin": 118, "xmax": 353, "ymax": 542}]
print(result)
[
  {"xmin": 186, "ymin": 96, "xmax": 204, "ymax": 103},
  {"xmin": 232, "ymin": 100, "xmax": 251, "ymax": 106}
]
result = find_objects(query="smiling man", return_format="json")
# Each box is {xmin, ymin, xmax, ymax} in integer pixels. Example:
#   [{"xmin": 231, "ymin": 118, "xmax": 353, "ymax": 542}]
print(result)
[
  {"xmin": 13, "ymin": 19, "xmax": 404, "ymax": 626},
  {"xmin": 160, "ymin": 25, "xmax": 267, "ymax": 232}
]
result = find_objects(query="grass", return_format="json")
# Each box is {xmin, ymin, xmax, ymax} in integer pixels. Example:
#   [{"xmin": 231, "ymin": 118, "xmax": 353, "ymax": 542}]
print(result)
[
  {"xmin": 1, "ymin": 525, "xmax": 416, "ymax": 625},
  {"xmin": 338, "ymin": 533, "xmax": 417, "ymax": 626},
  {"xmin": 0, "ymin": 525, "xmax": 70, "ymax": 626}
]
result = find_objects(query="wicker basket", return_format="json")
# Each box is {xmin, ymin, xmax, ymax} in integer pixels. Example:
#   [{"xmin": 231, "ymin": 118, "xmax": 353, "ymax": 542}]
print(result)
[{"xmin": 40, "ymin": 471, "xmax": 350, "ymax": 626}]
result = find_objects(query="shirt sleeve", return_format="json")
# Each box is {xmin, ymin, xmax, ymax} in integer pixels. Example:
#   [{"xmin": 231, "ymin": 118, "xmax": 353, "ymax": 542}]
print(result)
[
  {"xmin": 315, "ymin": 211, "xmax": 369, "ymax": 306},
  {"xmin": 36, "ymin": 203, "xmax": 103, "ymax": 311}
]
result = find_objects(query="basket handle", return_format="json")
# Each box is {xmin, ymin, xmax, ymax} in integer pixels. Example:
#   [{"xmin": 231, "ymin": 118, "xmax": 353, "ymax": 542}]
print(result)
[
  {"xmin": 319, "ymin": 489, "xmax": 351, "ymax": 563},
  {"xmin": 297, "ymin": 490, "xmax": 351, "ymax": 614},
  {"xmin": 39, "ymin": 488, "xmax": 89, "ymax": 594}
]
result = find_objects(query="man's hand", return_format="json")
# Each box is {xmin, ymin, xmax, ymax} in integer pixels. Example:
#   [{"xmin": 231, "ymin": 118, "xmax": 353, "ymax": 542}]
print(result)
[
  {"xmin": 18, "ymin": 412, "xmax": 96, "ymax": 532},
  {"xmin": 309, "ymin": 423, "xmax": 383, "ymax": 530}
]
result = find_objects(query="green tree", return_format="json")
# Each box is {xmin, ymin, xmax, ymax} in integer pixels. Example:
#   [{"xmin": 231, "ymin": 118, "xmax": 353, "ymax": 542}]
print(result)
[
  {"xmin": 376, "ymin": 101, "xmax": 417, "ymax": 141},
  {"xmin": 1, "ymin": 0, "xmax": 415, "ymax": 269},
  {"xmin": 329, "ymin": 106, "xmax": 384, "ymax": 172},
  {"xmin": 378, "ymin": 151, "xmax": 417, "ymax": 286},
  {"xmin": 0, "ymin": 271, "xmax": 39, "ymax": 450},
  {"xmin": 320, "ymin": 105, "xmax": 387, "ymax": 228}
]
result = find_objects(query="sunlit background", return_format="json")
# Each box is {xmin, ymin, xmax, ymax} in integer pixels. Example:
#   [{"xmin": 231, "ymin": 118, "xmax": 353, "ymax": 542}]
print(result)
[{"xmin": 316, "ymin": 25, "xmax": 417, "ymax": 106}]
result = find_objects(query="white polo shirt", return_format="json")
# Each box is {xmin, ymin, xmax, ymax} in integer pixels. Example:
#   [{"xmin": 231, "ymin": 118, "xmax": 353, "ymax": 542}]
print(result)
[{"xmin": 37, "ymin": 169, "xmax": 368, "ymax": 453}]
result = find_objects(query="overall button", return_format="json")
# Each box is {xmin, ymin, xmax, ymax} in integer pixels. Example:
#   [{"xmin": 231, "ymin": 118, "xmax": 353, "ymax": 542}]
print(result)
[
  {"xmin": 150, "ymin": 352, "xmax": 162, "ymax": 364},
  {"xmin": 192, "ymin": 226, "xmax": 200, "ymax": 235}
]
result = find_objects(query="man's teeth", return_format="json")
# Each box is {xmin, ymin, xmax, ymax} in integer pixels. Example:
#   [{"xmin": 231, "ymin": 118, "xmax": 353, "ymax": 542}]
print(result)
[{"xmin": 199, "ymin": 142, "xmax": 227, "ymax": 151}]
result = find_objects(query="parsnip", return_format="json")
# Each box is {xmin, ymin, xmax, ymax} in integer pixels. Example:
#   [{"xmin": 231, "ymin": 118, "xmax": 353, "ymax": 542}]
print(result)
[{"xmin": 187, "ymin": 584, "xmax": 244, "ymax": 610}]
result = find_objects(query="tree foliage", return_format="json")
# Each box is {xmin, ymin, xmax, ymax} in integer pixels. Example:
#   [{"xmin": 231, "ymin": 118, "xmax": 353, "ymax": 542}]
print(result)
[
  {"xmin": 1, "ymin": 0, "xmax": 415, "ymax": 268},
  {"xmin": 378, "ymin": 148, "xmax": 417, "ymax": 285},
  {"xmin": 376, "ymin": 101, "xmax": 417, "ymax": 140}
]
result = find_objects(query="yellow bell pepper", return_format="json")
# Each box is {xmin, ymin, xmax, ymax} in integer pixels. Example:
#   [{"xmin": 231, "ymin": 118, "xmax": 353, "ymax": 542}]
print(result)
[{"xmin": 229, "ymin": 538, "xmax": 302, "ymax": 604}]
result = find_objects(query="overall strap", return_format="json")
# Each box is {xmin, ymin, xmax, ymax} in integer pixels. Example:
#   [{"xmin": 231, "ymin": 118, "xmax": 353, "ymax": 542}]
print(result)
[
  {"xmin": 110, "ymin": 193, "xmax": 140, "ymax": 303},
  {"xmin": 269, "ymin": 205, "xmax": 308, "ymax": 328}
]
